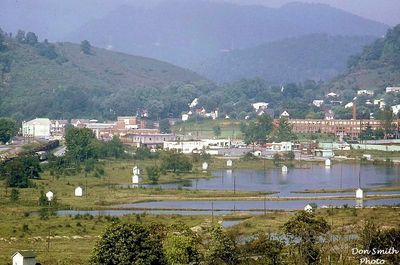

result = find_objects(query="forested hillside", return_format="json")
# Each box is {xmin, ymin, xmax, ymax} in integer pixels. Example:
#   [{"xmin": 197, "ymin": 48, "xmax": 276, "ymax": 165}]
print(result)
[
  {"xmin": 197, "ymin": 34, "xmax": 376, "ymax": 83},
  {"xmin": 330, "ymin": 24, "xmax": 400, "ymax": 92},
  {"xmin": 0, "ymin": 29, "xmax": 210, "ymax": 120}
]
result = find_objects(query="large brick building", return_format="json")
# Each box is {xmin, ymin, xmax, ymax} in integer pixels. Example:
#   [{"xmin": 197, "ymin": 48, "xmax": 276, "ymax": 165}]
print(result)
[{"xmin": 287, "ymin": 119, "xmax": 395, "ymax": 138}]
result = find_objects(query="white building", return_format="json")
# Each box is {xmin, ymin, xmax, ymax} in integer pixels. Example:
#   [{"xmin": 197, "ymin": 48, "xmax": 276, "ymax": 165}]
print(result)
[
  {"xmin": 280, "ymin": 111, "xmax": 290, "ymax": 118},
  {"xmin": 163, "ymin": 140, "xmax": 208, "ymax": 154},
  {"xmin": 271, "ymin": 142, "xmax": 292, "ymax": 152},
  {"xmin": 391, "ymin": 104, "xmax": 400, "ymax": 115},
  {"xmin": 325, "ymin": 159, "xmax": 331, "ymax": 167},
  {"xmin": 357, "ymin": 90, "xmax": 374, "ymax": 96},
  {"xmin": 226, "ymin": 160, "xmax": 233, "ymax": 167},
  {"xmin": 344, "ymin": 102, "xmax": 353, "ymax": 109},
  {"xmin": 22, "ymin": 118, "xmax": 51, "ymax": 139},
  {"xmin": 12, "ymin": 251, "xmax": 37, "ymax": 265},
  {"xmin": 386, "ymin": 87, "xmax": 400, "ymax": 93},
  {"xmin": 181, "ymin": 114, "xmax": 189, "ymax": 121},
  {"xmin": 312, "ymin": 100, "xmax": 324, "ymax": 107},
  {"xmin": 282, "ymin": 165, "xmax": 288, "ymax": 173},
  {"xmin": 202, "ymin": 139, "xmax": 231, "ymax": 149},
  {"xmin": 86, "ymin": 122, "xmax": 116, "ymax": 139},
  {"xmin": 304, "ymin": 204, "xmax": 313, "ymax": 213},
  {"xmin": 75, "ymin": 186, "xmax": 83, "ymax": 197},
  {"xmin": 326, "ymin": 92, "xmax": 337, "ymax": 98},
  {"xmin": 252, "ymin": 102, "xmax": 269, "ymax": 110}
]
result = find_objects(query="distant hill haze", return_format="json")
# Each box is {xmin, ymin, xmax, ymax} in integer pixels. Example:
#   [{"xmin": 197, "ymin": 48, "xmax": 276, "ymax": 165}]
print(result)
[
  {"xmin": 196, "ymin": 34, "xmax": 377, "ymax": 83},
  {"xmin": 67, "ymin": 1, "xmax": 388, "ymax": 69}
]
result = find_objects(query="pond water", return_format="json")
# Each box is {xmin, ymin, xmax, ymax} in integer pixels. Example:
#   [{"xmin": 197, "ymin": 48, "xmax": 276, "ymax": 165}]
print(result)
[
  {"xmin": 117, "ymin": 198, "xmax": 400, "ymax": 211},
  {"xmin": 57, "ymin": 209, "xmax": 265, "ymax": 216},
  {"xmin": 147, "ymin": 164, "xmax": 400, "ymax": 197}
]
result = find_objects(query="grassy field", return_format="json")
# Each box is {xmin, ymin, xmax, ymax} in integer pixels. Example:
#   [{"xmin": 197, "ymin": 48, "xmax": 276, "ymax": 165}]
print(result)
[
  {"xmin": 1, "ymin": 157, "xmax": 400, "ymax": 264},
  {"xmin": 173, "ymin": 119, "xmax": 242, "ymax": 139}
]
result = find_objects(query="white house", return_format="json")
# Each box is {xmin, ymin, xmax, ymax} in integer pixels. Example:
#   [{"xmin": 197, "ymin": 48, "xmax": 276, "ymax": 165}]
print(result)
[
  {"xmin": 391, "ymin": 104, "xmax": 400, "ymax": 115},
  {"xmin": 12, "ymin": 251, "xmax": 37, "ymax": 265},
  {"xmin": 357, "ymin": 90, "xmax": 374, "ymax": 96},
  {"xmin": 22, "ymin": 118, "xmax": 52, "ymax": 139},
  {"xmin": 344, "ymin": 102, "xmax": 353, "ymax": 109},
  {"xmin": 252, "ymin": 102, "xmax": 269, "ymax": 110},
  {"xmin": 312, "ymin": 100, "xmax": 324, "ymax": 107},
  {"xmin": 282, "ymin": 165, "xmax": 288, "ymax": 173},
  {"xmin": 181, "ymin": 114, "xmax": 189, "ymax": 121},
  {"xmin": 280, "ymin": 111, "xmax": 290, "ymax": 118},
  {"xmin": 271, "ymin": 142, "xmax": 292, "ymax": 152},
  {"xmin": 226, "ymin": 160, "xmax": 233, "ymax": 167},
  {"xmin": 386, "ymin": 87, "xmax": 400, "ymax": 93},
  {"xmin": 304, "ymin": 204, "xmax": 313, "ymax": 213},
  {"xmin": 75, "ymin": 186, "xmax": 83, "ymax": 197},
  {"xmin": 326, "ymin": 92, "xmax": 337, "ymax": 98}
]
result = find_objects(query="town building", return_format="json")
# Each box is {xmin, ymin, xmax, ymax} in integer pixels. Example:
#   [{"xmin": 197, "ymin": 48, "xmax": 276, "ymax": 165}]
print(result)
[
  {"xmin": 357, "ymin": 90, "xmax": 374, "ymax": 96},
  {"xmin": 22, "ymin": 118, "xmax": 52, "ymax": 139},
  {"xmin": 288, "ymin": 119, "xmax": 385, "ymax": 138},
  {"xmin": 126, "ymin": 133, "xmax": 176, "ymax": 148},
  {"xmin": 386, "ymin": 87, "xmax": 400, "ymax": 93},
  {"xmin": 312, "ymin": 100, "xmax": 324, "ymax": 107},
  {"xmin": 163, "ymin": 140, "xmax": 208, "ymax": 154}
]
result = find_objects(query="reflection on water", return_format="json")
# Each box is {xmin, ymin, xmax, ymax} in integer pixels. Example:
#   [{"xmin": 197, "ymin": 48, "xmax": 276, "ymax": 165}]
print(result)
[{"xmin": 147, "ymin": 164, "xmax": 400, "ymax": 196}]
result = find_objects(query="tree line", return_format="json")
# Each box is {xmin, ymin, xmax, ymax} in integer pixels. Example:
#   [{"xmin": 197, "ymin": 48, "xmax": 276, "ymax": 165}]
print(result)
[{"xmin": 91, "ymin": 210, "xmax": 400, "ymax": 265}]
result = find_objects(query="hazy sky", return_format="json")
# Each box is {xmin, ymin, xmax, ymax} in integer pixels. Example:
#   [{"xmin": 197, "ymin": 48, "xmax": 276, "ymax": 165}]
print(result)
[
  {"xmin": 1, "ymin": 0, "xmax": 399, "ymax": 42},
  {"xmin": 225, "ymin": 0, "xmax": 400, "ymax": 26}
]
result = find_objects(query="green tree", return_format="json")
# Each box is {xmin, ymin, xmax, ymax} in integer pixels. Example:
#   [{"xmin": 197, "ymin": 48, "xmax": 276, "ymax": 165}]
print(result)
[
  {"xmin": 15, "ymin": 30, "xmax": 25, "ymax": 43},
  {"xmin": 243, "ymin": 232, "xmax": 284, "ymax": 265},
  {"xmin": 213, "ymin": 125, "xmax": 221, "ymax": 138},
  {"xmin": 91, "ymin": 223, "xmax": 166, "ymax": 265},
  {"xmin": 240, "ymin": 114, "xmax": 273, "ymax": 146},
  {"xmin": 0, "ymin": 118, "xmax": 18, "ymax": 144},
  {"xmin": 80, "ymin": 40, "xmax": 92, "ymax": 55},
  {"xmin": 159, "ymin": 119, "xmax": 171, "ymax": 134},
  {"xmin": 10, "ymin": 188, "xmax": 20, "ymax": 202},
  {"xmin": 273, "ymin": 118, "xmax": 297, "ymax": 142},
  {"xmin": 146, "ymin": 166, "xmax": 160, "ymax": 184},
  {"xmin": 161, "ymin": 151, "xmax": 192, "ymax": 173},
  {"xmin": 205, "ymin": 225, "xmax": 238, "ymax": 265},
  {"xmin": 284, "ymin": 211, "xmax": 330, "ymax": 265},
  {"xmin": 25, "ymin": 32, "xmax": 38, "ymax": 45},
  {"xmin": 65, "ymin": 127, "xmax": 98, "ymax": 162},
  {"xmin": 163, "ymin": 231, "xmax": 201, "ymax": 265},
  {"xmin": 379, "ymin": 106, "xmax": 395, "ymax": 138},
  {"xmin": 1, "ymin": 155, "xmax": 41, "ymax": 188},
  {"xmin": 102, "ymin": 136, "xmax": 124, "ymax": 158}
]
